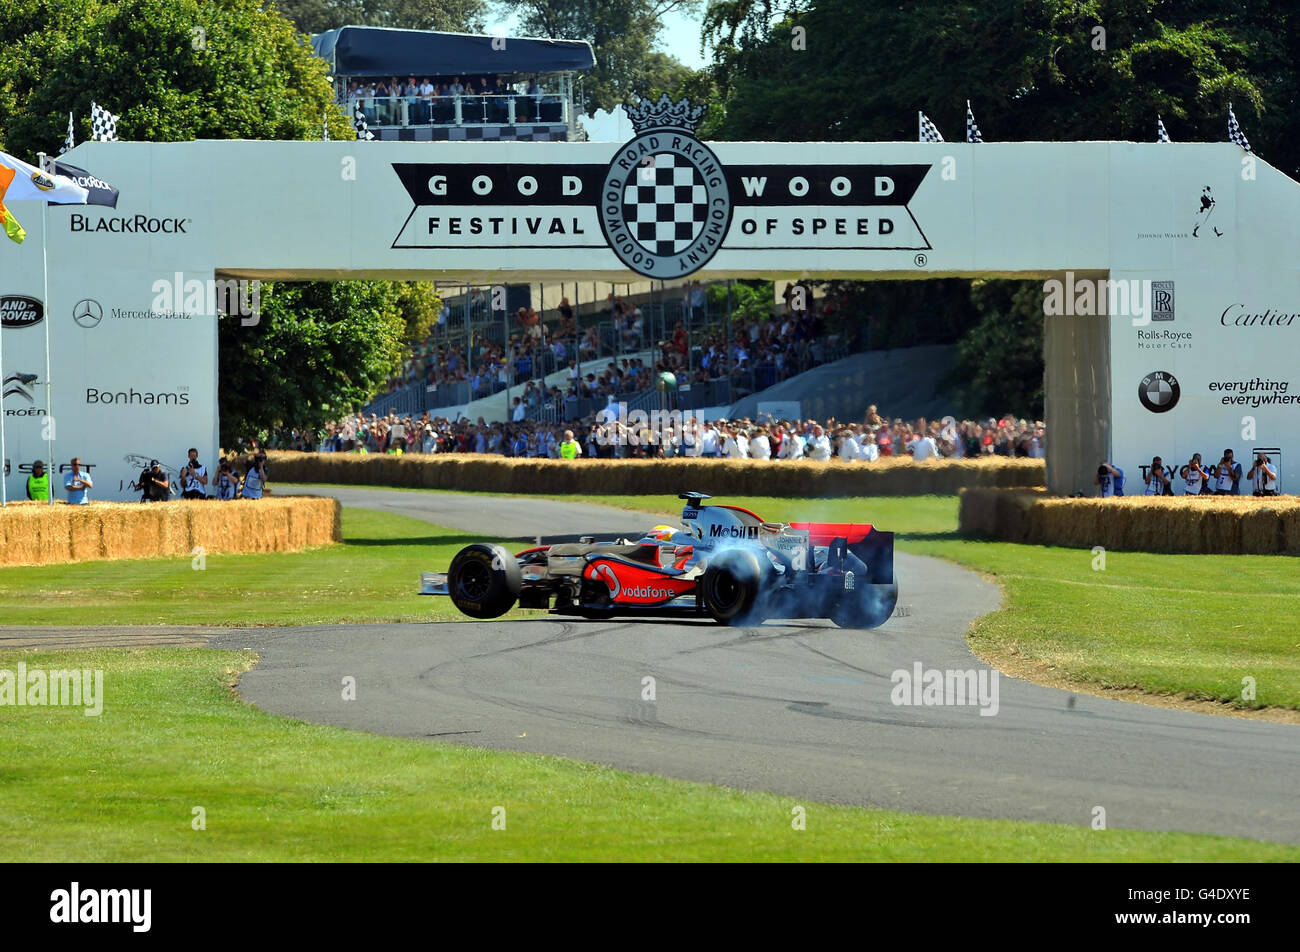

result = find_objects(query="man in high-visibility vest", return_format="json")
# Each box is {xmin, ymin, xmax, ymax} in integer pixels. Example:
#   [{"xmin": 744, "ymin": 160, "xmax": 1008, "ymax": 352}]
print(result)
[
  {"xmin": 25, "ymin": 460, "xmax": 51, "ymax": 501},
  {"xmin": 559, "ymin": 429, "xmax": 582, "ymax": 460}
]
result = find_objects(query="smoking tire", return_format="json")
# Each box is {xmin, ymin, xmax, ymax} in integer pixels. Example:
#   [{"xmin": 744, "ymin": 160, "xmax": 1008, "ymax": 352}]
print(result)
[
  {"xmin": 700, "ymin": 549, "xmax": 763, "ymax": 625},
  {"xmin": 447, "ymin": 543, "xmax": 521, "ymax": 619}
]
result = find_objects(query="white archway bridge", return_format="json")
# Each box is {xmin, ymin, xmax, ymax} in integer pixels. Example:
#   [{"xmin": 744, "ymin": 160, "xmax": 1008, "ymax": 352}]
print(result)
[{"xmin": 2, "ymin": 135, "xmax": 1297, "ymax": 499}]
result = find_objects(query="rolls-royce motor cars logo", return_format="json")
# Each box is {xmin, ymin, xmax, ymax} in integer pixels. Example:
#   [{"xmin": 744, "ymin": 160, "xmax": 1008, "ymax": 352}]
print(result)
[
  {"xmin": 0, "ymin": 295, "xmax": 43, "ymax": 329},
  {"xmin": 391, "ymin": 95, "xmax": 933, "ymax": 279},
  {"xmin": 1139, "ymin": 370, "xmax": 1181, "ymax": 413}
]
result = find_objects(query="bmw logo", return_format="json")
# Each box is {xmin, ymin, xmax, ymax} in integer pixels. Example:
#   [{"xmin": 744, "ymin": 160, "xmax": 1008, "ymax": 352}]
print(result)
[{"xmin": 1138, "ymin": 370, "xmax": 1180, "ymax": 413}]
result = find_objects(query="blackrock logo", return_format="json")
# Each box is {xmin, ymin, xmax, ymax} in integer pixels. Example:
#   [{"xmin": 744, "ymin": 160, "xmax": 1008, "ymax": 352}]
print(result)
[
  {"xmin": 69, "ymin": 213, "xmax": 190, "ymax": 235},
  {"xmin": 392, "ymin": 94, "xmax": 931, "ymax": 279},
  {"xmin": 1139, "ymin": 370, "xmax": 1181, "ymax": 413},
  {"xmin": 0, "ymin": 294, "xmax": 43, "ymax": 329}
]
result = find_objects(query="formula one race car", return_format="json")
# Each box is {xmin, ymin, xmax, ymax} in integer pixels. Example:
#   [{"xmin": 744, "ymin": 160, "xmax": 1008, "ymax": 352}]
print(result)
[{"xmin": 420, "ymin": 493, "xmax": 897, "ymax": 628}]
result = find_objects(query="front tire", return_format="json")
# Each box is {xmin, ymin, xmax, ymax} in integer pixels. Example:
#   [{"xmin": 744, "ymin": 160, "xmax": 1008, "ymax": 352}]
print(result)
[
  {"xmin": 700, "ymin": 549, "xmax": 762, "ymax": 625},
  {"xmin": 447, "ymin": 543, "xmax": 521, "ymax": 619}
]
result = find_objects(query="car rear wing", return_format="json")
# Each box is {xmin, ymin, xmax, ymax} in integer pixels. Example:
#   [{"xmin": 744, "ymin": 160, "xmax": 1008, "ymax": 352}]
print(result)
[{"xmin": 789, "ymin": 522, "xmax": 894, "ymax": 585}]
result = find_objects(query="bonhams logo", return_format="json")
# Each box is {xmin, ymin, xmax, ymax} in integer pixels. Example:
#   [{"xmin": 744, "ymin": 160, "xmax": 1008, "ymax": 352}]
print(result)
[
  {"xmin": 0, "ymin": 295, "xmax": 43, "ymax": 329},
  {"xmin": 391, "ymin": 95, "xmax": 932, "ymax": 278}
]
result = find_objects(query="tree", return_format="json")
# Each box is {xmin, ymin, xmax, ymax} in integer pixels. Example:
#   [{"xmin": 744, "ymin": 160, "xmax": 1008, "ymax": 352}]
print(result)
[
  {"xmin": 274, "ymin": 0, "xmax": 486, "ymax": 36},
  {"xmin": 942, "ymin": 282, "xmax": 1046, "ymax": 420},
  {"xmin": 0, "ymin": 0, "xmax": 355, "ymax": 154},
  {"xmin": 219, "ymin": 282, "xmax": 408, "ymax": 448},
  {"xmin": 0, "ymin": 0, "xmax": 442, "ymax": 440},
  {"xmin": 495, "ymin": 0, "xmax": 700, "ymax": 115}
]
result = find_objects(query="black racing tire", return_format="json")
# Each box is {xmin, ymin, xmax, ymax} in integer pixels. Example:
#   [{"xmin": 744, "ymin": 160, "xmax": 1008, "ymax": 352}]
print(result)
[
  {"xmin": 831, "ymin": 581, "xmax": 899, "ymax": 629},
  {"xmin": 447, "ymin": 543, "xmax": 521, "ymax": 619},
  {"xmin": 700, "ymin": 548, "xmax": 762, "ymax": 625}
]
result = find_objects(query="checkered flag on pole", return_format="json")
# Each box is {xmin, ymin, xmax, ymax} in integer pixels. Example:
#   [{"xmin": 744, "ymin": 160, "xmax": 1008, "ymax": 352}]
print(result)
[
  {"xmin": 90, "ymin": 102, "xmax": 119, "ymax": 142},
  {"xmin": 353, "ymin": 105, "xmax": 375, "ymax": 141},
  {"xmin": 59, "ymin": 112, "xmax": 75, "ymax": 154},
  {"xmin": 966, "ymin": 100, "xmax": 983, "ymax": 143},
  {"xmin": 1227, "ymin": 103, "xmax": 1251, "ymax": 153},
  {"xmin": 1156, "ymin": 116, "xmax": 1170, "ymax": 143},
  {"xmin": 918, "ymin": 112, "xmax": 944, "ymax": 143}
]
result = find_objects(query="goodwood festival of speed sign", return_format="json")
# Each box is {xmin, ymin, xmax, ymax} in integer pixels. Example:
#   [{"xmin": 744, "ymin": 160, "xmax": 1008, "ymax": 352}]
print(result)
[{"xmin": 390, "ymin": 94, "xmax": 932, "ymax": 279}]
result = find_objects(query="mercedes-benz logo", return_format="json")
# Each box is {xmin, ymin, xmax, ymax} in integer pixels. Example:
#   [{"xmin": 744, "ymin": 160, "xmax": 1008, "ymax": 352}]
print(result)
[{"xmin": 73, "ymin": 298, "xmax": 103, "ymax": 328}]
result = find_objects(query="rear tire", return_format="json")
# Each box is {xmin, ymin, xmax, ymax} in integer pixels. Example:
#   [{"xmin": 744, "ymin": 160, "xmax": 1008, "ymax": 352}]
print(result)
[
  {"xmin": 700, "ymin": 549, "xmax": 762, "ymax": 625},
  {"xmin": 832, "ymin": 581, "xmax": 898, "ymax": 629},
  {"xmin": 447, "ymin": 543, "xmax": 521, "ymax": 619}
]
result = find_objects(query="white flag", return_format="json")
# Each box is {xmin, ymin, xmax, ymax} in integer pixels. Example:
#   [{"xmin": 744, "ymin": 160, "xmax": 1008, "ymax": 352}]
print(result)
[{"xmin": 0, "ymin": 149, "xmax": 89, "ymax": 204}]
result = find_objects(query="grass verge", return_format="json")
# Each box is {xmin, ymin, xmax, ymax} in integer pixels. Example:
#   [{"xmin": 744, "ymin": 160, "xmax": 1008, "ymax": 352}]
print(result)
[{"xmin": 1, "ymin": 647, "xmax": 1294, "ymax": 861}]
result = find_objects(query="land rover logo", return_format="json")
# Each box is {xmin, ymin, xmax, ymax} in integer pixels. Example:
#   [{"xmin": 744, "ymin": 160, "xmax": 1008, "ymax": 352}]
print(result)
[
  {"xmin": 73, "ymin": 298, "xmax": 103, "ymax": 328},
  {"xmin": 30, "ymin": 171, "xmax": 55, "ymax": 191},
  {"xmin": 598, "ymin": 95, "xmax": 732, "ymax": 279},
  {"xmin": 1139, "ymin": 370, "xmax": 1181, "ymax": 413},
  {"xmin": 0, "ymin": 295, "xmax": 43, "ymax": 329}
]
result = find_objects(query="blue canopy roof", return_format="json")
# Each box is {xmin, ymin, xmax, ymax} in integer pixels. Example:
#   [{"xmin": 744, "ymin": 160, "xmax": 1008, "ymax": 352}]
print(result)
[{"xmin": 312, "ymin": 26, "xmax": 596, "ymax": 78}]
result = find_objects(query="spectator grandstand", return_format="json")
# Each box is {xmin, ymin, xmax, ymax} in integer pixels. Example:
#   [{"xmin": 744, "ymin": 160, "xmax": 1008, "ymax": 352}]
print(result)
[{"xmin": 312, "ymin": 27, "xmax": 594, "ymax": 142}]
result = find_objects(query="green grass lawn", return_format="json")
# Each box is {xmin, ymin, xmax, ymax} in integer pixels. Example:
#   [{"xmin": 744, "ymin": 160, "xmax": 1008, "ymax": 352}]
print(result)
[
  {"xmin": 0, "ymin": 508, "xmax": 491, "ymax": 628},
  {"xmin": 1, "ymin": 647, "xmax": 1294, "ymax": 861}
]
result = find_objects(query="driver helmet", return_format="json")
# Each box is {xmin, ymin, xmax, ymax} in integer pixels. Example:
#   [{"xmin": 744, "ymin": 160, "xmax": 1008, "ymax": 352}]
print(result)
[{"xmin": 647, "ymin": 525, "xmax": 675, "ymax": 542}]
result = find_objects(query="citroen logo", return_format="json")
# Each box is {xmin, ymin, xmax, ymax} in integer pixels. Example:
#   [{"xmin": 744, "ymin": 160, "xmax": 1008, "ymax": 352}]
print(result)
[{"xmin": 73, "ymin": 298, "xmax": 103, "ymax": 328}]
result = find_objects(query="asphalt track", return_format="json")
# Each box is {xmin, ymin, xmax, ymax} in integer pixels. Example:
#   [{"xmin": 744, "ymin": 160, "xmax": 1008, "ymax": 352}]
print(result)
[{"xmin": 214, "ymin": 486, "xmax": 1300, "ymax": 843}]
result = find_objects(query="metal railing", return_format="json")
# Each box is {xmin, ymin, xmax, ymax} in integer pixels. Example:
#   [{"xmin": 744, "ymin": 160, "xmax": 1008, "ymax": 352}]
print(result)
[{"xmin": 347, "ymin": 93, "xmax": 568, "ymax": 127}]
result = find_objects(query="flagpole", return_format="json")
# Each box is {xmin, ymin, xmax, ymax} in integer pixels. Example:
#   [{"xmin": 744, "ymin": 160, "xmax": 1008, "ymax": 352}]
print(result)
[
  {"xmin": 42, "ymin": 195, "xmax": 53, "ymax": 504},
  {"xmin": 0, "ymin": 243, "xmax": 6, "ymax": 505}
]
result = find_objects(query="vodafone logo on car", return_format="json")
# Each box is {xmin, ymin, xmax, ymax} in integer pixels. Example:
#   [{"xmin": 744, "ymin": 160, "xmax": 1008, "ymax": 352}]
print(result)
[{"xmin": 593, "ymin": 563, "xmax": 621, "ymax": 597}]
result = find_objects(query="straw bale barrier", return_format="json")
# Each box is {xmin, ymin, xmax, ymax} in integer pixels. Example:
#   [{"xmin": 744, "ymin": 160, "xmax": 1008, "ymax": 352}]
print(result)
[
  {"xmin": 959, "ymin": 488, "xmax": 1300, "ymax": 555},
  {"xmin": 264, "ymin": 451, "xmax": 1045, "ymax": 497},
  {"xmin": 0, "ymin": 496, "xmax": 340, "ymax": 567}
]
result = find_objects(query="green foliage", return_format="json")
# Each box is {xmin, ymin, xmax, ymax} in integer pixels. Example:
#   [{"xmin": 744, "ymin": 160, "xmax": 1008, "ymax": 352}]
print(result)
[
  {"xmin": 0, "ymin": 0, "xmax": 352, "ymax": 155},
  {"xmin": 497, "ymin": 0, "xmax": 700, "ymax": 115},
  {"xmin": 394, "ymin": 282, "xmax": 444, "ymax": 347},
  {"xmin": 219, "ymin": 282, "xmax": 408, "ymax": 448},
  {"xmin": 942, "ymin": 281, "xmax": 1046, "ymax": 420},
  {"xmin": 706, "ymin": 279, "xmax": 774, "ymax": 324},
  {"xmin": 274, "ymin": 0, "xmax": 486, "ymax": 35}
]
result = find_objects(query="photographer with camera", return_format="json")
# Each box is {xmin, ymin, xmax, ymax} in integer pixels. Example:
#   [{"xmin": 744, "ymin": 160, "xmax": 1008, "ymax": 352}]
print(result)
[
  {"xmin": 214, "ymin": 459, "xmax": 239, "ymax": 500},
  {"xmin": 1180, "ymin": 453, "xmax": 1209, "ymax": 496},
  {"xmin": 178, "ymin": 448, "xmax": 209, "ymax": 500},
  {"xmin": 239, "ymin": 453, "xmax": 268, "ymax": 499},
  {"xmin": 1248, "ymin": 451, "xmax": 1278, "ymax": 496},
  {"xmin": 1143, "ymin": 456, "xmax": 1172, "ymax": 496},
  {"xmin": 139, "ymin": 460, "xmax": 173, "ymax": 502},
  {"xmin": 1212, "ymin": 448, "xmax": 1242, "ymax": 495},
  {"xmin": 1095, "ymin": 461, "xmax": 1124, "ymax": 497}
]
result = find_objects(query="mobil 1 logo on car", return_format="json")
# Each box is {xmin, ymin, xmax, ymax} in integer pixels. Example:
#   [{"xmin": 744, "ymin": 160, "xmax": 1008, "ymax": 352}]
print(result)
[{"xmin": 392, "ymin": 94, "xmax": 933, "ymax": 279}]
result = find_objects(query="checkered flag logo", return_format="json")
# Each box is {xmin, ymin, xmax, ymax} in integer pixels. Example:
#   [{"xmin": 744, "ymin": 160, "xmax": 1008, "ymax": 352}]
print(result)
[
  {"xmin": 918, "ymin": 112, "xmax": 944, "ymax": 143},
  {"xmin": 90, "ymin": 101, "xmax": 119, "ymax": 142},
  {"xmin": 59, "ymin": 112, "xmax": 75, "ymax": 154},
  {"xmin": 965, "ymin": 100, "xmax": 983, "ymax": 143},
  {"xmin": 1227, "ymin": 103, "xmax": 1251, "ymax": 153},
  {"xmin": 622, "ymin": 153, "xmax": 708, "ymax": 257},
  {"xmin": 353, "ymin": 106, "xmax": 375, "ymax": 141},
  {"xmin": 1156, "ymin": 116, "xmax": 1170, "ymax": 143}
]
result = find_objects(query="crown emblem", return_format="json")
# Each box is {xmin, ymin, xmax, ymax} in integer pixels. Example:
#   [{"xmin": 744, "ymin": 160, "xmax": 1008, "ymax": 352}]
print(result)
[{"xmin": 623, "ymin": 94, "xmax": 706, "ymax": 134}]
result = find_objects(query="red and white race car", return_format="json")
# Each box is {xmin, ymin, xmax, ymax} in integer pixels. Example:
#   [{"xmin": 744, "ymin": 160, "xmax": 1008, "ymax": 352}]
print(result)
[{"xmin": 421, "ymin": 492, "xmax": 897, "ymax": 628}]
